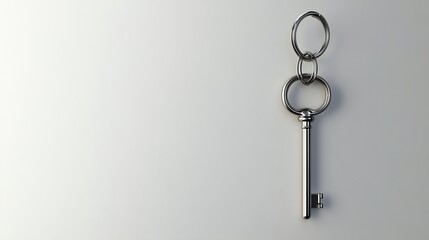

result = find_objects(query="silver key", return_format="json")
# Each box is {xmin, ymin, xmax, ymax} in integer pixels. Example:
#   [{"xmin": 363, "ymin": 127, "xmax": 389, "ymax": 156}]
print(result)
[
  {"xmin": 283, "ymin": 10, "xmax": 332, "ymax": 219},
  {"xmin": 282, "ymin": 74, "xmax": 331, "ymax": 219}
]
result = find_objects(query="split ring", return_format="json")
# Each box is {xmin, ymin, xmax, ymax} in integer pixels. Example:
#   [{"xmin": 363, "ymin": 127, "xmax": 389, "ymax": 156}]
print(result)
[
  {"xmin": 281, "ymin": 74, "xmax": 331, "ymax": 115},
  {"xmin": 291, "ymin": 11, "xmax": 330, "ymax": 60}
]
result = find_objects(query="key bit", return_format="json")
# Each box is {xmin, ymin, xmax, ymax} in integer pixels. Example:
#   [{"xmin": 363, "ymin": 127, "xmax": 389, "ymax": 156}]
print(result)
[{"xmin": 311, "ymin": 193, "xmax": 323, "ymax": 208}]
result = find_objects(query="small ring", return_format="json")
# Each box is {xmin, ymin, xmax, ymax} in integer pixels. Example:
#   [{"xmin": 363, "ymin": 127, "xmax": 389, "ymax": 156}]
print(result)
[
  {"xmin": 281, "ymin": 74, "xmax": 331, "ymax": 115},
  {"xmin": 297, "ymin": 52, "xmax": 318, "ymax": 85},
  {"xmin": 291, "ymin": 11, "xmax": 330, "ymax": 60}
]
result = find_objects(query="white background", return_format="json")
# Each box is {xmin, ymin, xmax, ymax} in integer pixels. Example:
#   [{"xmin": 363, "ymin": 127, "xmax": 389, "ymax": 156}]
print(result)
[{"xmin": 1, "ymin": 0, "xmax": 428, "ymax": 239}]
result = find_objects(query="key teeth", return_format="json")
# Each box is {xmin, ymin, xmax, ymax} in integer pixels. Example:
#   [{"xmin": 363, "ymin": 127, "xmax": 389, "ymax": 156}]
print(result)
[{"xmin": 311, "ymin": 193, "xmax": 324, "ymax": 208}]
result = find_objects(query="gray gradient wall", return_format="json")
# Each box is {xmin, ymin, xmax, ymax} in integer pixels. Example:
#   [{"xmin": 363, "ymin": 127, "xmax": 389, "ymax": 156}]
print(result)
[{"xmin": 0, "ymin": 0, "xmax": 428, "ymax": 239}]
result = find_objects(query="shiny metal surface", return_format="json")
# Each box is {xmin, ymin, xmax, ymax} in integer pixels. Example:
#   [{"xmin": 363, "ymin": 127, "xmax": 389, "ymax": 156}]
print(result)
[
  {"xmin": 298, "ymin": 110, "xmax": 325, "ymax": 219},
  {"xmin": 283, "ymin": 11, "xmax": 331, "ymax": 219},
  {"xmin": 300, "ymin": 111, "xmax": 312, "ymax": 219},
  {"xmin": 281, "ymin": 74, "xmax": 331, "ymax": 116},
  {"xmin": 297, "ymin": 52, "xmax": 318, "ymax": 85},
  {"xmin": 291, "ymin": 11, "xmax": 330, "ymax": 60}
]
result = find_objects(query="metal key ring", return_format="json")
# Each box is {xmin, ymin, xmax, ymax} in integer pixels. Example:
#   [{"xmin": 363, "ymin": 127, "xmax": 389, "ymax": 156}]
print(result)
[
  {"xmin": 281, "ymin": 74, "xmax": 331, "ymax": 115},
  {"xmin": 291, "ymin": 11, "xmax": 330, "ymax": 60},
  {"xmin": 297, "ymin": 52, "xmax": 318, "ymax": 85}
]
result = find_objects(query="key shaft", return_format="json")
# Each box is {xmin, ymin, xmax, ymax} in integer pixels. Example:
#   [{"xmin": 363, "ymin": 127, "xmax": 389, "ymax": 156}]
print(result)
[
  {"xmin": 299, "ymin": 111, "xmax": 312, "ymax": 219},
  {"xmin": 299, "ymin": 110, "xmax": 323, "ymax": 219}
]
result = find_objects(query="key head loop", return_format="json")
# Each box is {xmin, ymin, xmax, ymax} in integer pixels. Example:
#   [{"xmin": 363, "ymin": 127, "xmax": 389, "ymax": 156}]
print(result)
[
  {"xmin": 282, "ymin": 74, "xmax": 331, "ymax": 116},
  {"xmin": 291, "ymin": 11, "xmax": 330, "ymax": 60}
]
